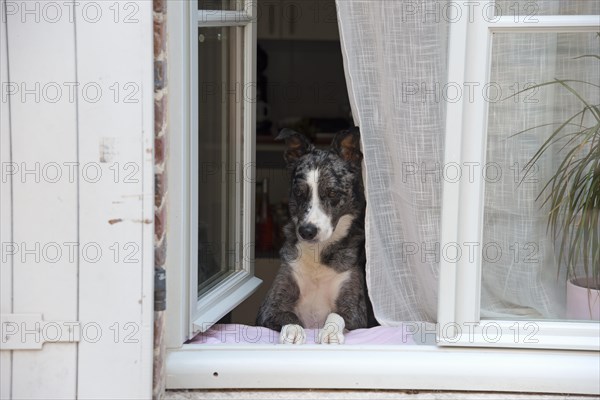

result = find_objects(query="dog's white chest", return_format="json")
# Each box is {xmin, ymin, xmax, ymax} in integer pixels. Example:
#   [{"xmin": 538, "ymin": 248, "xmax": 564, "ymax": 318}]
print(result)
[{"xmin": 291, "ymin": 243, "xmax": 351, "ymax": 329}]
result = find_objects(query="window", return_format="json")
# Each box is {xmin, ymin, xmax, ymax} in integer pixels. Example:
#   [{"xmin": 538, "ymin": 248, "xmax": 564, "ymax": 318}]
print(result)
[
  {"xmin": 191, "ymin": 0, "xmax": 261, "ymax": 334},
  {"xmin": 167, "ymin": 0, "xmax": 261, "ymax": 341},
  {"xmin": 438, "ymin": 0, "xmax": 600, "ymax": 349},
  {"xmin": 165, "ymin": 0, "xmax": 599, "ymax": 393}
]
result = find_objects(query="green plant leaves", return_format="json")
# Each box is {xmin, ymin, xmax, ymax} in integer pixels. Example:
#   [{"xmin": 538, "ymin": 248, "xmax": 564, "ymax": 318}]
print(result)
[{"xmin": 510, "ymin": 41, "xmax": 600, "ymax": 289}]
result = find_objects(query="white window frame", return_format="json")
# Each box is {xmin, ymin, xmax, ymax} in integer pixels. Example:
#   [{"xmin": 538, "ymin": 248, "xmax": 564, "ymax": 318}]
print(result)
[
  {"xmin": 166, "ymin": 0, "xmax": 261, "ymax": 345},
  {"xmin": 438, "ymin": 1, "xmax": 600, "ymax": 350},
  {"xmin": 190, "ymin": 2, "xmax": 261, "ymax": 334},
  {"xmin": 165, "ymin": 1, "xmax": 600, "ymax": 394}
]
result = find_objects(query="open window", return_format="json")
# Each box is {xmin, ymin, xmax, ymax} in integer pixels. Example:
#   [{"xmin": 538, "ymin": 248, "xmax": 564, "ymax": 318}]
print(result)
[
  {"xmin": 191, "ymin": 1, "xmax": 262, "ymax": 333},
  {"xmin": 167, "ymin": 0, "xmax": 353, "ymax": 340},
  {"xmin": 165, "ymin": 0, "xmax": 600, "ymax": 394},
  {"xmin": 167, "ymin": 0, "xmax": 261, "ymax": 341}
]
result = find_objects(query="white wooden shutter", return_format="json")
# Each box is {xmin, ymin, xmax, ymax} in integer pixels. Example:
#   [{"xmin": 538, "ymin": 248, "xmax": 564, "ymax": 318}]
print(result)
[
  {"xmin": 2, "ymin": 2, "xmax": 79, "ymax": 397},
  {"xmin": 0, "ymin": 1, "xmax": 154, "ymax": 398}
]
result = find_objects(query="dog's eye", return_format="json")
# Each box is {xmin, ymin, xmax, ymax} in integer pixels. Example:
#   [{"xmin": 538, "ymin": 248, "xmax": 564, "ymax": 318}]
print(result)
[
  {"xmin": 293, "ymin": 186, "xmax": 305, "ymax": 198},
  {"xmin": 326, "ymin": 190, "xmax": 342, "ymax": 206}
]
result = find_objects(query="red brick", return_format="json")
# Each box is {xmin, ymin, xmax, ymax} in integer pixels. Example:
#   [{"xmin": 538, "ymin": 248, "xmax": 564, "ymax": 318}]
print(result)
[
  {"xmin": 154, "ymin": 201, "xmax": 167, "ymax": 240},
  {"xmin": 154, "ymin": 60, "xmax": 167, "ymax": 92},
  {"xmin": 153, "ymin": 0, "xmax": 166, "ymax": 14},
  {"xmin": 155, "ymin": 133, "xmax": 166, "ymax": 166},
  {"xmin": 153, "ymin": 19, "xmax": 166, "ymax": 59},
  {"xmin": 154, "ymin": 236, "xmax": 167, "ymax": 268},
  {"xmin": 155, "ymin": 171, "xmax": 167, "ymax": 209},
  {"xmin": 154, "ymin": 94, "xmax": 167, "ymax": 135}
]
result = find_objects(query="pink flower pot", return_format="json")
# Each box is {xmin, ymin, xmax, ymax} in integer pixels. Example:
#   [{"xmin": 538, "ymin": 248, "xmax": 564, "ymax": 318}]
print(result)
[{"xmin": 566, "ymin": 278, "xmax": 600, "ymax": 321}]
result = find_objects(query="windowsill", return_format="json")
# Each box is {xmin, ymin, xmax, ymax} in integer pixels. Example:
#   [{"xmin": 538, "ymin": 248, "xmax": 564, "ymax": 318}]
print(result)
[{"xmin": 165, "ymin": 344, "xmax": 600, "ymax": 393}]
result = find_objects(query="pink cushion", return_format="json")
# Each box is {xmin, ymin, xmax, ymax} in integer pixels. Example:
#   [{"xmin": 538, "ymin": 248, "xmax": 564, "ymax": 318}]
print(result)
[{"xmin": 188, "ymin": 324, "xmax": 416, "ymax": 345}]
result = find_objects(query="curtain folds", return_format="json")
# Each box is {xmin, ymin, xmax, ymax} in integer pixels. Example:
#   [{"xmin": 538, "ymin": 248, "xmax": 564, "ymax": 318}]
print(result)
[
  {"xmin": 336, "ymin": 0, "xmax": 599, "ymax": 324},
  {"xmin": 336, "ymin": 0, "xmax": 449, "ymax": 323}
]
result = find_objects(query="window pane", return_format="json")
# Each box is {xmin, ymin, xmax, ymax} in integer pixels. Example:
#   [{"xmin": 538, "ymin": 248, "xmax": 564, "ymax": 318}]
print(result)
[
  {"xmin": 198, "ymin": 0, "xmax": 243, "ymax": 11},
  {"xmin": 494, "ymin": 0, "xmax": 600, "ymax": 16},
  {"xmin": 197, "ymin": 26, "xmax": 245, "ymax": 296},
  {"xmin": 482, "ymin": 32, "xmax": 599, "ymax": 321}
]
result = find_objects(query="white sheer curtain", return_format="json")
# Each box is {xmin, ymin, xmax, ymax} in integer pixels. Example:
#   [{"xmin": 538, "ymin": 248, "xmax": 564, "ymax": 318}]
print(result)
[
  {"xmin": 336, "ymin": 0, "xmax": 449, "ymax": 323},
  {"xmin": 335, "ymin": 0, "xmax": 599, "ymax": 324}
]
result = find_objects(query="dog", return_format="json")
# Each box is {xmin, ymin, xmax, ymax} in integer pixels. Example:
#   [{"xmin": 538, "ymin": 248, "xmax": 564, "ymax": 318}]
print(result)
[{"xmin": 256, "ymin": 127, "xmax": 374, "ymax": 344}]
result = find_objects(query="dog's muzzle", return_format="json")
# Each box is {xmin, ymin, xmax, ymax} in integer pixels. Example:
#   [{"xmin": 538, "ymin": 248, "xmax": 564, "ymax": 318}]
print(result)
[{"xmin": 298, "ymin": 223, "xmax": 318, "ymax": 241}]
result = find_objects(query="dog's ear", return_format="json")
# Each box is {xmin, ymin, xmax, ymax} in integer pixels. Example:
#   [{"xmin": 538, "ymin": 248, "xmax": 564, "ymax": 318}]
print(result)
[
  {"xmin": 276, "ymin": 128, "xmax": 314, "ymax": 167},
  {"xmin": 332, "ymin": 127, "xmax": 363, "ymax": 165}
]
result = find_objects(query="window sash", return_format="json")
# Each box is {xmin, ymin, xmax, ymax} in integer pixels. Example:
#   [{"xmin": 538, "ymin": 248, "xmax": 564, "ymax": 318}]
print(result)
[
  {"xmin": 185, "ymin": 0, "xmax": 260, "ymax": 336},
  {"xmin": 438, "ymin": 0, "xmax": 600, "ymax": 349}
]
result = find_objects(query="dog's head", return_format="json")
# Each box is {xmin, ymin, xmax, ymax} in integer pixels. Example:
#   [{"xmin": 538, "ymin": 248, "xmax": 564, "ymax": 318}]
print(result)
[{"xmin": 277, "ymin": 127, "xmax": 364, "ymax": 243}]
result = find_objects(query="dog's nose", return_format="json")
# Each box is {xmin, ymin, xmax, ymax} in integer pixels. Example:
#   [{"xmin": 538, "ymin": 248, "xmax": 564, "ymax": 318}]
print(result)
[{"xmin": 298, "ymin": 224, "xmax": 318, "ymax": 241}]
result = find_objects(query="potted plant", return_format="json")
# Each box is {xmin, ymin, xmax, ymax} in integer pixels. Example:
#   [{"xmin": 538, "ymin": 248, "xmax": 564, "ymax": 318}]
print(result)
[{"xmin": 514, "ymin": 36, "xmax": 599, "ymax": 320}]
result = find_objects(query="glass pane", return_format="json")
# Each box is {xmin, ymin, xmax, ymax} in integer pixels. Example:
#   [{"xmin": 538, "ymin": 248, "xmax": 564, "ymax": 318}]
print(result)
[
  {"xmin": 494, "ymin": 0, "xmax": 600, "ymax": 16},
  {"xmin": 197, "ymin": 26, "xmax": 245, "ymax": 296},
  {"xmin": 198, "ymin": 0, "xmax": 243, "ymax": 11},
  {"xmin": 482, "ymin": 32, "xmax": 599, "ymax": 321}
]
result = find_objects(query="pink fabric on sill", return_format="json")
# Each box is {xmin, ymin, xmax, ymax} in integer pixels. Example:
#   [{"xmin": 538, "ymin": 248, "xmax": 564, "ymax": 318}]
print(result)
[{"xmin": 187, "ymin": 324, "xmax": 416, "ymax": 345}]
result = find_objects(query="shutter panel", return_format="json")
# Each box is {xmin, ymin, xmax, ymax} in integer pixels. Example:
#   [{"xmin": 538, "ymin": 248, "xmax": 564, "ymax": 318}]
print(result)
[
  {"xmin": 0, "ymin": 1, "xmax": 154, "ymax": 398},
  {"xmin": 4, "ymin": 2, "xmax": 79, "ymax": 397}
]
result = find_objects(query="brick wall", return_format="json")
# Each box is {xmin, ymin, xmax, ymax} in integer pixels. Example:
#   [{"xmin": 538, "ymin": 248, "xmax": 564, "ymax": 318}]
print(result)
[{"xmin": 153, "ymin": 0, "xmax": 168, "ymax": 398}]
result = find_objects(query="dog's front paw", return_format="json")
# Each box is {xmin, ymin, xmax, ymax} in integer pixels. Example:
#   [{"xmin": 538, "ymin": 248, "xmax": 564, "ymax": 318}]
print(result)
[
  {"xmin": 279, "ymin": 324, "xmax": 306, "ymax": 344},
  {"xmin": 318, "ymin": 313, "xmax": 345, "ymax": 345}
]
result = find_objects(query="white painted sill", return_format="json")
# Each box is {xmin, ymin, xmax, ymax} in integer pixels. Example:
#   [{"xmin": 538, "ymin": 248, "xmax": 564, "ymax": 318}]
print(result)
[{"xmin": 165, "ymin": 344, "xmax": 600, "ymax": 394}]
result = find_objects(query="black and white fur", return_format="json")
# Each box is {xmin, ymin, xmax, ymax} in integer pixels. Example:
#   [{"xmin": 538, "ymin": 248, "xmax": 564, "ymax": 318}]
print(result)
[{"xmin": 256, "ymin": 127, "xmax": 373, "ymax": 344}]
